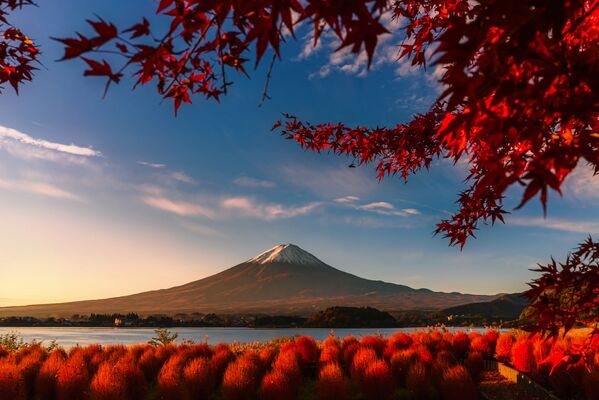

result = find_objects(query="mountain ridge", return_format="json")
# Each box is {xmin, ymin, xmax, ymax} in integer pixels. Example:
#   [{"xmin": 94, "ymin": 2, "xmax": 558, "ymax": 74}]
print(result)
[{"xmin": 0, "ymin": 244, "xmax": 500, "ymax": 317}]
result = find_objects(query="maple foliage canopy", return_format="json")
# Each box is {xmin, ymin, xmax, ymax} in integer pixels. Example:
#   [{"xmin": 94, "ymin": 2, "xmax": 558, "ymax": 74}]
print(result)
[{"xmin": 43, "ymin": 0, "xmax": 598, "ymax": 248}]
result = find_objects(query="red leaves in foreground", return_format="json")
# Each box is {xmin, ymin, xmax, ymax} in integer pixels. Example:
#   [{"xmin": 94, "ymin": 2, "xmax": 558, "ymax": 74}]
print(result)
[
  {"xmin": 525, "ymin": 236, "xmax": 599, "ymax": 337},
  {"xmin": 2, "ymin": 0, "xmax": 597, "ymax": 252},
  {"xmin": 524, "ymin": 236, "xmax": 599, "ymax": 368},
  {"xmin": 0, "ymin": 0, "xmax": 39, "ymax": 93}
]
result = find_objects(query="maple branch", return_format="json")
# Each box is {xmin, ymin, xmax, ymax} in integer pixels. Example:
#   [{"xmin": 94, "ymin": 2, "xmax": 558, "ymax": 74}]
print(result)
[
  {"xmin": 161, "ymin": 16, "xmax": 215, "ymax": 99},
  {"xmin": 216, "ymin": 21, "xmax": 229, "ymax": 95},
  {"xmin": 259, "ymin": 52, "xmax": 276, "ymax": 107}
]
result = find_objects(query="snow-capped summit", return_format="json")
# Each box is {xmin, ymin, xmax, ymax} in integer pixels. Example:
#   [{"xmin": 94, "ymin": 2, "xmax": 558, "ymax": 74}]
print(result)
[{"xmin": 246, "ymin": 244, "xmax": 324, "ymax": 265}]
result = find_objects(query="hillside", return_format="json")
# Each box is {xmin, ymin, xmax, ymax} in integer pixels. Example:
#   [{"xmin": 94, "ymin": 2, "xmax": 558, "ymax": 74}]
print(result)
[
  {"xmin": 305, "ymin": 306, "xmax": 397, "ymax": 328},
  {"xmin": 0, "ymin": 244, "xmax": 498, "ymax": 317},
  {"xmin": 439, "ymin": 293, "xmax": 529, "ymax": 320}
]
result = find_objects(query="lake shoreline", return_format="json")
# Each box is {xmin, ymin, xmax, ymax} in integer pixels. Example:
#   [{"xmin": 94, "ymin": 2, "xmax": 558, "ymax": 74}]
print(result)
[{"xmin": 0, "ymin": 326, "xmax": 504, "ymax": 347}]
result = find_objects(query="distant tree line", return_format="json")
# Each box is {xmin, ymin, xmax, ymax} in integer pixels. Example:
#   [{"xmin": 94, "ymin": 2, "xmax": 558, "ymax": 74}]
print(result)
[{"xmin": 0, "ymin": 307, "xmax": 523, "ymax": 329}]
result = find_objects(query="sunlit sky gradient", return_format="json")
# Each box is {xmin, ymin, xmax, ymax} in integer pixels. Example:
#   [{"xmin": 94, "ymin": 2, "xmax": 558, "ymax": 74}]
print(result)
[{"xmin": 1, "ymin": 1, "xmax": 598, "ymax": 307}]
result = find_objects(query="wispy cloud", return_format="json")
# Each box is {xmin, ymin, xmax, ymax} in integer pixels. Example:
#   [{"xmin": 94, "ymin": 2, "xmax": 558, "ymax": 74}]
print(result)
[
  {"xmin": 169, "ymin": 171, "xmax": 195, "ymax": 184},
  {"xmin": 358, "ymin": 201, "xmax": 420, "ymax": 216},
  {"xmin": 334, "ymin": 197, "xmax": 421, "ymax": 217},
  {"xmin": 281, "ymin": 164, "xmax": 377, "ymax": 197},
  {"xmin": 179, "ymin": 220, "xmax": 223, "ymax": 237},
  {"xmin": 221, "ymin": 196, "xmax": 321, "ymax": 220},
  {"xmin": 0, "ymin": 125, "xmax": 101, "ymax": 162},
  {"xmin": 233, "ymin": 176, "xmax": 276, "ymax": 188},
  {"xmin": 141, "ymin": 195, "xmax": 214, "ymax": 218},
  {"xmin": 139, "ymin": 185, "xmax": 319, "ymax": 221},
  {"xmin": 334, "ymin": 195, "xmax": 360, "ymax": 204},
  {"xmin": 360, "ymin": 201, "xmax": 394, "ymax": 210},
  {"xmin": 137, "ymin": 161, "xmax": 166, "ymax": 169},
  {"xmin": 510, "ymin": 216, "xmax": 599, "ymax": 234},
  {"xmin": 564, "ymin": 164, "xmax": 599, "ymax": 202},
  {"xmin": 0, "ymin": 178, "xmax": 81, "ymax": 201},
  {"xmin": 138, "ymin": 161, "xmax": 195, "ymax": 185}
]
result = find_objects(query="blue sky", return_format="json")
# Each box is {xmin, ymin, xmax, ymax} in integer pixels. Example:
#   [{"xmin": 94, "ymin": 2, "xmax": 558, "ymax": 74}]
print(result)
[{"xmin": 1, "ymin": 1, "xmax": 598, "ymax": 306}]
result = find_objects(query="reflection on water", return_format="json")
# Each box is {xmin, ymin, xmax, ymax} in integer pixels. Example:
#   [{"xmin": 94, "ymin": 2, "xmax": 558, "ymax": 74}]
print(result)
[{"xmin": 0, "ymin": 326, "xmax": 496, "ymax": 347}]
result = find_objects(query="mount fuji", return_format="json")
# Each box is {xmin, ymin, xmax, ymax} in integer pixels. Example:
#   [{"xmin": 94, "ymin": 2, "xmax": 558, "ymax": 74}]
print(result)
[{"xmin": 0, "ymin": 244, "xmax": 498, "ymax": 317}]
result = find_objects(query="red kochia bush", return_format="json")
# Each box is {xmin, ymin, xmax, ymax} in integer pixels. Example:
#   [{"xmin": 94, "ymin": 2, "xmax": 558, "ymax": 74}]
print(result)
[
  {"xmin": 470, "ymin": 336, "xmax": 492, "ymax": 359},
  {"xmin": 341, "ymin": 336, "xmax": 358, "ymax": 350},
  {"xmin": 411, "ymin": 343, "xmax": 433, "ymax": 364},
  {"xmin": 360, "ymin": 336, "xmax": 387, "ymax": 357},
  {"xmin": 350, "ymin": 348, "xmax": 377, "ymax": 381},
  {"xmin": 183, "ymin": 357, "xmax": 215, "ymax": 399},
  {"xmin": 320, "ymin": 344, "xmax": 340, "ymax": 365},
  {"xmin": 412, "ymin": 332, "xmax": 436, "ymax": 353},
  {"xmin": 259, "ymin": 346, "xmax": 278, "ymax": 368},
  {"xmin": 320, "ymin": 337, "xmax": 341, "ymax": 364},
  {"xmin": 212, "ymin": 344, "xmax": 236, "ymax": 381},
  {"xmin": 511, "ymin": 338, "xmax": 534, "ymax": 373},
  {"xmin": 390, "ymin": 349, "xmax": 416, "ymax": 385},
  {"xmin": 0, "ymin": 360, "xmax": 26, "ymax": 400},
  {"xmin": 436, "ymin": 350, "xmax": 457, "ymax": 367},
  {"xmin": 495, "ymin": 333, "xmax": 514, "ymax": 362},
  {"xmin": 483, "ymin": 330, "xmax": 499, "ymax": 351},
  {"xmin": 406, "ymin": 361, "xmax": 432, "ymax": 399},
  {"xmin": 17, "ymin": 345, "xmax": 46, "ymax": 392},
  {"xmin": 89, "ymin": 357, "xmax": 147, "ymax": 400},
  {"xmin": 157, "ymin": 353, "xmax": 188, "ymax": 400},
  {"xmin": 35, "ymin": 349, "xmax": 67, "ymax": 400},
  {"xmin": 260, "ymin": 369, "xmax": 296, "ymax": 400},
  {"xmin": 440, "ymin": 365, "xmax": 478, "ymax": 400},
  {"xmin": 295, "ymin": 336, "xmax": 319, "ymax": 365},
  {"xmin": 138, "ymin": 346, "xmax": 163, "ymax": 382},
  {"xmin": 322, "ymin": 336, "xmax": 340, "ymax": 349},
  {"xmin": 186, "ymin": 344, "xmax": 213, "ymax": 360},
  {"xmin": 82, "ymin": 345, "xmax": 104, "ymax": 368},
  {"xmin": 342, "ymin": 342, "xmax": 360, "ymax": 367},
  {"xmin": 316, "ymin": 363, "xmax": 350, "ymax": 400},
  {"xmin": 222, "ymin": 352, "xmax": 263, "ymax": 400},
  {"xmin": 56, "ymin": 352, "xmax": 90, "ymax": 400},
  {"xmin": 271, "ymin": 349, "xmax": 302, "ymax": 389},
  {"xmin": 128, "ymin": 344, "xmax": 147, "ymax": 359},
  {"xmin": 360, "ymin": 360, "xmax": 395, "ymax": 400},
  {"xmin": 464, "ymin": 351, "xmax": 484, "ymax": 382},
  {"xmin": 451, "ymin": 332, "xmax": 470, "ymax": 359},
  {"xmin": 384, "ymin": 332, "xmax": 413, "ymax": 359}
]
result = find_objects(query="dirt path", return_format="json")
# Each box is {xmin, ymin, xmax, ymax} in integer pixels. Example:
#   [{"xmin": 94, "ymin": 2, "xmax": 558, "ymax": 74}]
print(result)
[{"xmin": 479, "ymin": 371, "xmax": 552, "ymax": 400}]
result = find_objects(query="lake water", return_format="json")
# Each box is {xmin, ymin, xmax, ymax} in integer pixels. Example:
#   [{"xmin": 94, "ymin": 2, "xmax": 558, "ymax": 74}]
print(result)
[{"xmin": 0, "ymin": 327, "xmax": 494, "ymax": 347}]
